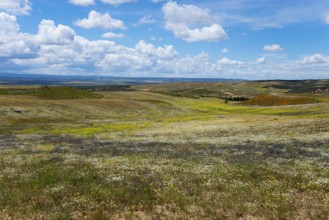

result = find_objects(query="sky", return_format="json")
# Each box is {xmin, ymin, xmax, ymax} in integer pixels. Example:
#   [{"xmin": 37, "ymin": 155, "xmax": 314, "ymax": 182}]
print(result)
[{"xmin": 0, "ymin": 0, "xmax": 329, "ymax": 79}]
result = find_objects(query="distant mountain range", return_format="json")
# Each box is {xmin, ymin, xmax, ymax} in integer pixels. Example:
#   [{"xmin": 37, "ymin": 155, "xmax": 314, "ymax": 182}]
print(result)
[{"xmin": 0, "ymin": 73, "xmax": 242, "ymax": 86}]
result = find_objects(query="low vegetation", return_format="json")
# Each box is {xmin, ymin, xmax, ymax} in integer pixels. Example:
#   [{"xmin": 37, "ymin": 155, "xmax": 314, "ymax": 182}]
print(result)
[
  {"xmin": 244, "ymin": 94, "xmax": 317, "ymax": 106},
  {"xmin": 0, "ymin": 86, "xmax": 103, "ymax": 99},
  {"xmin": 0, "ymin": 80, "xmax": 328, "ymax": 219},
  {"xmin": 263, "ymin": 80, "xmax": 329, "ymax": 93}
]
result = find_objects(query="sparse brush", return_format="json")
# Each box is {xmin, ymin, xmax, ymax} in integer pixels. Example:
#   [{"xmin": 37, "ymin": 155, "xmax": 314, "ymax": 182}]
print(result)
[
  {"xmin": 244, "ymin": 94, "xmax": 317, "ymax": 106},
  {"xmin": 0, "ymin": 82, "xmax": 328, "ymax": 219}
]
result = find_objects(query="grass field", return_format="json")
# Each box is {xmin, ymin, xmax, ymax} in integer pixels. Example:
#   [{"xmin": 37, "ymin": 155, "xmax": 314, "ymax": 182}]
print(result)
[{"xmin": 0, "ymin": 81, "xmax": 328, "ymax": 219}]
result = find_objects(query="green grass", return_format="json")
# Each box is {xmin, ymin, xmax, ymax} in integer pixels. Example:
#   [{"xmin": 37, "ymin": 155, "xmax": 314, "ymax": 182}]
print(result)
[
  {"xmin": 175, "ymin": 98, "xmax": 307, "ymax": 116},
  {"xmin": 132, "ymin": 81, "xmax": 293, "ymax": 98},
  {"xmin": 0, "ymin": 86, "xmax": 103, "ymax": 99},
  {"xmin": 1, "ymin": 149, "xmax": 328, "ymax": 219},
  {"xmin": 0, "ymin": 81, "xmax": 328, "ymax": 219},
  {"xmin": 49, "ymin": 122, "xmax": 151, "ymax": 137}
]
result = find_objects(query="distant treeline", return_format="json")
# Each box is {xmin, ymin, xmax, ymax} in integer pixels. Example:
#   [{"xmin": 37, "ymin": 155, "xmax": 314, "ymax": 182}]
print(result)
[
  {"xmin": 223, "ymin": 96, "xmax": 249, "ymax": 101},
  {"xmin": 79, "ymin": 85, "xmax": 135, "ymax": 92},
  {"xmin": 262, "ymin": 80, "xmax": 329, "ymax": 93}
]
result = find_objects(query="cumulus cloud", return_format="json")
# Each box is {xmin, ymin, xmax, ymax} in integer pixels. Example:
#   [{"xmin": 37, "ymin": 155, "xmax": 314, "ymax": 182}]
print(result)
[
  {"xmin": 162, "ymin": 1, "xmax": 227, "ymax": 42},
  {"xmin": 0, "ymin": 12, "xmax": 19, "ymax": 36},
  {"xmin": 0, "ymin": 14, "xmax": 75, "ymax": 59},
  {"xmin": 218, "ymin": 57, "xmax": 243, "ymax": 65},
  {"xmin": 97, "ymin": 53, "xmax": 153, "ymax": 72},
  {"xmin": 101, "ymin": 32, "xmax": 125, "ymax": 38},
  {"xmin": 263, "ymin": 44, "xmax": 283, "ymax": 52},
  {"xmin": 1, "ymin": 12, "xmax": 328, "ymax": 79},
  {"xmin": 256, "ymin": 57, "xmax": 266, "ymax": 64},
  {"xmin": 96, "ymin": 40, "xmax": 178, "ymax": 74},
  {"xmin": 0, "ymin": 41, "xmax": 37, "ymax": 59},
  {"xmin": 100, "ymin": 0, "xmax": 137, "ymax": 6},
  {"xmin": 0, "ymin": 14, "xmax": 37, "ymax": 58},
  {"xmin": 0, "ymin": 0, "xmax": 31, "ymax": 15},
  {"xmin": 135, "ymin": 40, "xmax": 177, "ymax": 60},
  {"xmin": 0, "ymin": 13, "xmax": 179, "ymax": 75},
  {"xmin": 37, "ymin": 20, "xmax": 75, "ymax": 45},
  {"xmin": 163, "ymin": 1, "xmax": 210, "ymax": 24},
  {"xmin": 75, "ymin": 10, "xmax": 125, "ymax": 29},
  {"xmin": 69, "ymin": 0, "xmax": 95, "ymax": 6}
]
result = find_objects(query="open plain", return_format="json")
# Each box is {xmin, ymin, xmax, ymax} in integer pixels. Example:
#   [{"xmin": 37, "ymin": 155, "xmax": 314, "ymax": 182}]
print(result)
[{"xmin": 0, "ymin": 80, "xmax": 328, "ymax": 219}]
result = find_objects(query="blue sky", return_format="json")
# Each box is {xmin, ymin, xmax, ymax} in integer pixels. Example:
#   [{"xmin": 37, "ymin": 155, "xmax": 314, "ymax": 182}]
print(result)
[{"xmin": 0, "ymin": 0, "xmax": 329, "ymax": 79}]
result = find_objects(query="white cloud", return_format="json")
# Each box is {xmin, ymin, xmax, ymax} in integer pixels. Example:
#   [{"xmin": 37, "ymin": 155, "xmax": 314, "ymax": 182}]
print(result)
[
  {"xmin": 101, "ymin": 32, "xmax": 125, "ymax": 38},
  {"xmin": 135, "ymin": 40, "xmax": 177, "ymax": 60},
  {"xmin": 169, "ymin": 24, "xmax": 227, "ymax": 43},
  {"xmin": 256, "ymin": 57, "xmax": 266, "ymax": 64},
  {"xmin": 301, "ymin": 54, "xmax": 329, "ymax": 64},
  {"xmin": 162, "ymin": 1, "xmax": 228, "ymax": 42},
  {"xmin": 69, "ymin": 0, "xmax": 95, "ymax": 6},
  {"xmin": 0, "ymin": 12, "xmax": 19, "ymax": 36},
  {"xmin": 263, "ymin": 44, "xmax": 283, "ymax": 52},
  {"xmin": 165, "ymin": 52, "xmax": 214, "ymax": 77},
  {"xmin": 0, "ymin": 40, "xmax": 38, "ymax": 59},
  {"xmin": 0, "ymin": 0, "xmax": 31, "ymax": 15},
  {"xmin": 1, "ymin": 13, "xmax": 328, "ymax": 79},
  {"xmin": 75, "ymin": 10, "xmax": 125, "ymax": 29},
  {"xmin": 97, "ymin": 53, "xmax": 153, "ymax": 71},
  {"xmin": 100, "ymin": 0, "xmax": 137, "ymax": 6},
  {"xmin": 218, "ymin": 57, "xmax": 243, "ymax": 65},
  {"xmin": 0, "ymin": 15, "xmax": 178, "ymax": 76},
  {"xmin": 163, "ymin": 1, "xmax": 210, "ymax": 24},
  {"xmin": 96, "ymin": 40, "xmax": 178, "ymax": 74},
  {"xmin": 0, "ymin": 12, "xmax": 39, "ymax": 58},
  {"xmin": 37, "ymin": 20, "xmax": 75, "ymax": 45},
  {"xmin": 221, "ymin": 48, "xmax": 229, "ymax": 54}
]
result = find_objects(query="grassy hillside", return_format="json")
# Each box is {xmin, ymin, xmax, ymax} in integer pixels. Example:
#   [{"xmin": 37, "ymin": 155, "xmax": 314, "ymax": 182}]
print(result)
[
  {"xmin": 0, "ymin": 81, "xmax": 328, "ymax": 219},
  {"xmin": 244, "ymin": 94, "xmax": 318, "ymax": 106},
  {"xmin": 133, "ymin": 79, "xmax": 329, "ymax": 98},
  {"xmin": 263, "ymin": 79, "xmax": 329, "ymax": 93},
  {"xmin": 0, "ymin": 86, "xmax": 103, "ymax": 99}
]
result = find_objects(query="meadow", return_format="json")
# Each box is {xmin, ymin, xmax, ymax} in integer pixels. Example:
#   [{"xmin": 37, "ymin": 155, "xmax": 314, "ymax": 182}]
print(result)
[{"xmin": 0, "ymin": 80, "xmax": 328, "ymax": 219}]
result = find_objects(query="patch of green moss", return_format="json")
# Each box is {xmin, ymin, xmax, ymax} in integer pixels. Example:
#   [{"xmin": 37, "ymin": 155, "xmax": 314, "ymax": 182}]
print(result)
[
  {"xmin": 49, "ymin": 122, "xmax": 151, "ymax": 136},
  {"xmin": 177, "ymin": 99, "xmax": 303, "ymax": 116}
]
